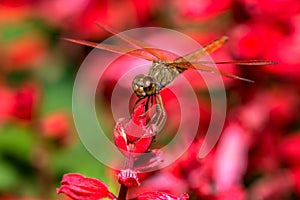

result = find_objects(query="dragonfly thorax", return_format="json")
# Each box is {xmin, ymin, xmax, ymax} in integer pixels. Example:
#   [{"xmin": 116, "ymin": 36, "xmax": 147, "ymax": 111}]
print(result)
[
  {"xmin": 148, "ymin": 61, "xmax": 180, "ymax": 90},
  {"xmin": 132, "ymin": 74, "xmax": 157, "ymax": 98}
]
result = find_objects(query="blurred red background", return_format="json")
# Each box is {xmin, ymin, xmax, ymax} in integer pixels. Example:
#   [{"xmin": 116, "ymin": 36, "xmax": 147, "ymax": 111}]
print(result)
[{"xmin": 0, "ymin": 0, "xmax": 299, "ymax": 199}]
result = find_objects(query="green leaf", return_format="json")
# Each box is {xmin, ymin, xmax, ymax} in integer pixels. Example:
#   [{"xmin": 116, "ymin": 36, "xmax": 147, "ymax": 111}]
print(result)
[
  {"xmin": 52, "ymin": 142, "xmax": 109, "ymax": 182},
  {"xmin": 0, "ymin": 125, "xmax": 34, "ymax": 162},
  {"xmin": 0, "ymin": 160, "xmax": 19, "ymax": 191}
]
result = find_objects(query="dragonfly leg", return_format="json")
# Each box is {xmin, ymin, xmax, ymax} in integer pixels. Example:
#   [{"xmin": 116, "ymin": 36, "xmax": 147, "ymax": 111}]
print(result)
[
  {"xmin": 137, "ymin": 96, "xmax": 152, "ymax": 119},
  {"xmin": 132, "ymin": 94, "xmax": 165, "ymax": 132},
  {"xmin": 132, "ymin": 96, "xmax": 152, "ymax": 119},
  {"xmin": 145, "ymin": 96, "xmax": 151, "ymax": 113},
  {"xmin": 132, "ymin": 97, "xmax": 145, "ymax": 113},
  {"xmin": 147, "ymin": 94, "xmax": 166, "ymax": 132}
]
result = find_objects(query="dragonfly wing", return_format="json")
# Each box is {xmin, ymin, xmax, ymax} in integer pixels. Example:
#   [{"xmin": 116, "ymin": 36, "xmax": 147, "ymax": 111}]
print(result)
[
  {"xmin": 188, "ymin": 60, "xmax": 278, "ymax": 65},
  {"xmin": 62, "ymin": 38, "xmax": 158, "ymax": 61},
  {"xmin": 173, "ymin": 36, "xmax": 228, "ymax": 64},
  {"xmin": 167, "ymin": 62, "xmax": 254, "ymax": 82},
  {"xmin": 95, "ymin": 22, "xmax": 175, "ymax": 61}
]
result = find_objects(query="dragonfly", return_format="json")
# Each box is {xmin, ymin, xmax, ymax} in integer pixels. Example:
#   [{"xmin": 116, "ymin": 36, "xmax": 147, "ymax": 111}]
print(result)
[{"xmin": 63, "ymin": 23, "xmax": 277, "ymax": 130}]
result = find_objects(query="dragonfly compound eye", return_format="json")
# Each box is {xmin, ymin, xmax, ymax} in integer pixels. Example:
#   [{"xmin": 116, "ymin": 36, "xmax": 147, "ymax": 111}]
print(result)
[
  {"xmin": 143, "ymin": 76, "xmax": 156, "ymax": 96},
  {"xmin": 132, "ymin": 74, "xmax": 156, "ymax": 98},
  {"xmin": 132, "ymin": 74, "xmax": 147, "ymax": 98}
]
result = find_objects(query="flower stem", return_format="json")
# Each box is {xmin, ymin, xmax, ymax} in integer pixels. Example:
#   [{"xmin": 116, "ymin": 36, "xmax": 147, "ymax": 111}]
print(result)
[{"xmin": 118, "ymin": 184, "xmax": 128, "ymax": 200}]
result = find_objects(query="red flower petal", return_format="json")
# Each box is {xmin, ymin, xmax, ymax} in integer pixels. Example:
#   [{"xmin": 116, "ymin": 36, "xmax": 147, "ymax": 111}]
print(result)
[
  {"xmin": 131, "ymin": 104, "xmax": 147, "ymax": 126},
  {"xmin": 11, "ymin": 83, "xmax": 39, "ymax": 121},
  {"xmin": 134, "ymin": 191, "xmax": 189, "ymax": 200},
  {"xmin": 118, "ymin": 169, "xmax": 140, "ymax": 187},
  {"xmin": 291, "ymin": 168, "xmax": 300, "ymax": 196},
  {"xmin": 133, "ymin": 134, "xmax": 154, "ymax": 154},
  {"xmin": 114, "ymin": 119, "xmax": 129, "ymax": 153},
  {"xmin": 125, "ymin": 120, "xmax": 148, "ymax": 143},
  {"xmin": 113, "ymin": 113, "xmax": 156, "ymax": 157},
  {"xmin": 57, "ymin": 173, "xmax": 116, "ymax": 200},
  {"xmin": 39, "ymin": 112, "xmax": 71, "ymax": 142},
  {"xmin": 279, "ymin": 132, "xmax": 300, "ymax": 166}
]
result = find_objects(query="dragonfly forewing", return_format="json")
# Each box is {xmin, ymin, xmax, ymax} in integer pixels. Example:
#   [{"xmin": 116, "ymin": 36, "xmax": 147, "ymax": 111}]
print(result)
[
  {"xmin": 173, "ymin": 36, "xmax": 228, "ymax": 64},
  {"xmin": 95, "ymin": 22, "xmax": 176, "ymax": 61},
  {"xmin": 62, "ymin": 37, "xmax": 158, "ymax": 61}
]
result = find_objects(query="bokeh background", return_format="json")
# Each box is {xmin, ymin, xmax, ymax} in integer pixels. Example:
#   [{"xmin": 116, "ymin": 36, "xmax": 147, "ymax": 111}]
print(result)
[{"xmin": 0, "ymin": 0, "xmax": 299, "ymax": 199}]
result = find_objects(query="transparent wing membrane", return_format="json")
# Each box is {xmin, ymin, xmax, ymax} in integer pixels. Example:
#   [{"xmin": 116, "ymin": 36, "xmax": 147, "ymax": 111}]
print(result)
[
  {"xmin": 95, "ymin": 23, "xmax": 175, "ymax": 61},
  {"xmin": 63, "ymin": 25, "xmax": 277, "ymax": 82},
  {"xmin": 166, "ymin": 62, "xmax": 254, "ymax": 82},
  {"xmin": 62, "ymin": 37, "xmax": 158, "ymax": 61},
  {"xmin": 174, "ymin": 36, "xmax": 228, "ymax": 63},
  {"xmin": 189, "ymin": 60, "xmax": 278, "ymax": 66}
]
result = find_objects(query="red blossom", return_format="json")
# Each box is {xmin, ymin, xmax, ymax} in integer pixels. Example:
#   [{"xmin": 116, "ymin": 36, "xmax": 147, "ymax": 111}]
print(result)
[
  {"xmin": 249, "ymin": 171, "xmax": 294, "ymax": 199},
  {"xmin": 113, "ymin": 105, "xmax": 156, "ymax": 157},
  {"xmin": 239, "ymin": 0, "xmax": 300, "ymax": 20},
  {"xmin": 173, "ymin": 0, "xmax": 232, "ymax": 21},
  {"xmin": 11, "ymin": 83, "xmax": 39, "ymax": 121},
  {"xmin": 1, "ymin": 30, "xmax": 48, "ymax": 72},
  {"xmin": 291, "ymin": 168, "xmax": 300, "ymax": 196},
  {"xmin": 214, "ymin": 123, "xmax": 248, "ymax": 191},
  {"xmin": 39, "ymin": 112, "xmax": 71, "ymax": 143},
  {"xmin": 279, "ymin": 132, "xmax": 300, "ymax": 166},
  {"xmin": 0, "ymin": 84, "xmax": 14, "ymax": 123},
  {"xmin": 215, "ymin": 186, "xmax": 245, "ymax": 200},
  {"xmin": 125, "ymin": 104, "xmax": 148, "ymax": 142},
  {"xmin": 133, "ymin": 191, "xmax": 189, "ymax": 200},
  {"xmin": 118, "ymin": 169, "xmax": 140, "ymax": 187},
  {"xmin": 57, "ymin": 173, "xmax": 116, "ymax": 200},
  {"xmin": 229, "ymin": 22, "xmax": 274, "ymax": 59},
  {"xmin": 263, "ymin": 16, "xmax": 300, "ymax": 79},
  {"xmin": 130, "ymin": 171, "xmax": 188, "ymax": 199},
  {"xmin": 35, "ymin": 0, "xmax": 88, "ymax": 26},
  {"xmin": 72, "ymin": 0, "xmax": 139, "ymax": 38}
]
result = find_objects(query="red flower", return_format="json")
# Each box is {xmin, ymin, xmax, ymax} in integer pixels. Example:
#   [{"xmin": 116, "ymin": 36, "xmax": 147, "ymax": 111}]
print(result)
[
  {"xmin": 0, "ymin": 84, "xmax": 14, "ymax": 124},
  {"xmin": 229, "ymin": 22, "xmax": 274, "ymax": 59},
  {"xmin": 263, "ymin": 16, "xmax": 300, "ymax": 79},
  {"xmin": 113, "ymin": 105, "xmax": 156, "ymax": 157},
  {"xmin": 279, "ymin": 132, "xmax": 300, "ymax": 166},
  {"xmin": 118, "ymin": 169, "xmax": 140, "ymax": 187},
  {"xmin": 239, "ymin": 0, "xmax": 300, "ymax": 20},
  {"xmin": 11, "ymin": 83, "xmax": 39, "ymax": 121},
  {"xmin": 5, "ymin": 36, "xmax": 47, "ymax": 70},
  {"xmin": 173, "ymin": 0, "xmax": 232, "ymax": 21},
  {"xmin": 133, "ymin": 191, "xmax": 189, "ymax": 200},
  {"xmin": 215, "ymin": 186, "xmax": 245, "ymax": 200},
  {"xmin": 291, "ymin": 168, "xmax": 300, "ymax": 196},
  {"xmin": 249, "ymin": 171, "xmax": 293, "ymax": 199},
  {"xmin": 213, "ymin": 123, "xmax": 248, "ymax": 191},
  {"xmin": 39, "ymin": 111, "xmax": 71, "ymax": 143},
  {"xmin": 57, "ymin": 173, "xmax": 116, "ymax": 200},
  {"xmin": 71, "ymin": 0, "xmax": 140, "ymax": 38}
]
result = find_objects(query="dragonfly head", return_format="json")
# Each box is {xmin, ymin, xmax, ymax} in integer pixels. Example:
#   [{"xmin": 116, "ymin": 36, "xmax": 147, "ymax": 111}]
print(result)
[{"xmin": 132, "ymin": 74, "xmax": 156, "ymax": 98}]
